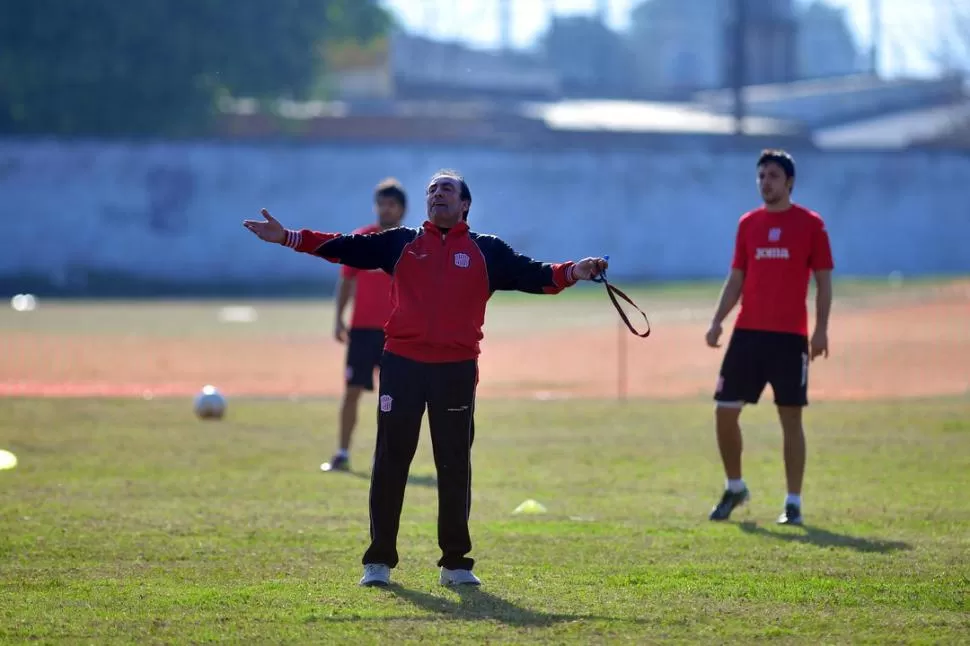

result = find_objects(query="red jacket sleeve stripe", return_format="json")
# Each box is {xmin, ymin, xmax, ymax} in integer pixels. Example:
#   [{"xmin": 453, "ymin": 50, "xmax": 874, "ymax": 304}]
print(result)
[
  {"xmin": 284, "ymin": 229, "xmax": 342, "ymax": 261},
  {"xmin": 544, "ymin": 262, "xmax": 578, "ymax": 294}
]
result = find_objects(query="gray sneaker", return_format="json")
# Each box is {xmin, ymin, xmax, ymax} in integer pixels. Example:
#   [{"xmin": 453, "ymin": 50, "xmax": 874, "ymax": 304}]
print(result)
[
  {"xmin": 777, "ymin": 503, "xmax": 804, "ymax": 526},
  {"xmin": 321, "ymin": 454, "xmax": 350, "ymax": 472},
  {"xmin": 359, "ymin": 563, "xmax": 391, "ymax": 587},
  {"xmin": 709, "ymin": 487, "xmax": 751, "ymax": 521},
  {"xmin": 439, "ymin": 567, "xmax": 481, "ymax": 586}
]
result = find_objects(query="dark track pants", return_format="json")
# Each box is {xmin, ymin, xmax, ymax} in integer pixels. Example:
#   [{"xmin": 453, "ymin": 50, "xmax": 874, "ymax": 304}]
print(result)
[{"xmin": 362, "ymin": 351, "xmax": 478, "ymax": 571}]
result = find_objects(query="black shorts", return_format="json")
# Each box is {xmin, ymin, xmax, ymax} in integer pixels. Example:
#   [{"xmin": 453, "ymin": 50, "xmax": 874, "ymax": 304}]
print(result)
[
  {"xmin": 714, "ymin": 328, "xmax": 810, "ymax": 407},
  {"xmin": 345, "ymin": 328, "xmax": 385, "ymax": 391}
]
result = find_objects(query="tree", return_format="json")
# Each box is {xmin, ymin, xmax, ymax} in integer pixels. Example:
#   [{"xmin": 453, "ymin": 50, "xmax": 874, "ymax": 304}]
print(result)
[
  {"xmin": 0, "ymin": 0, "xmax": 390, "ymax": 136},
  {"xmin": 540, "ymin": 15, "xmax": 636, "ymax": 97},
  {"xmin": 626, "ymin": 0, "xmax": 725, "ymax": 95},
  {"xmin": 797, "ymin": 1, "xmax": 864, "ymax": 80}
]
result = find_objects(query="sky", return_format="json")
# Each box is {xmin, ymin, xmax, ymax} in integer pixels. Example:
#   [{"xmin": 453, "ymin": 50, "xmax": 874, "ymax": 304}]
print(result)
[{"xmin": 379, "ymin": 0, "xmax": 967, "ymax": 79}]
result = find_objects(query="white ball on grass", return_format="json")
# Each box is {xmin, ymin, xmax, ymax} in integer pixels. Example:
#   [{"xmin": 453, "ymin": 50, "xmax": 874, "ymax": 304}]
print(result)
[
  {"xmin": 10, "ymin": 294, "xmax": 37, "ymax": 312},
  {"xmin": 194, "ymin": 385, "xmax": 226, "ymax": 420}
]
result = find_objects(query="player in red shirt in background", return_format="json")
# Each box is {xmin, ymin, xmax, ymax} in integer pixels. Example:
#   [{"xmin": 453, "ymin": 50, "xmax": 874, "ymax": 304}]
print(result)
[
  {"xmin": 322, "ymin": 179, "xmax": 407, "ymax": 474},
  {"xmin": 705, "ymin": 150, "xmax": 834, "ymax": 526}
]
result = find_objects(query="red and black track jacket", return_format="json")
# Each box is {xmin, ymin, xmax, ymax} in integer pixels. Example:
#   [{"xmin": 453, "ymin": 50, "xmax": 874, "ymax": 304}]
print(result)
[{"xmin": 283, "ymin": 220, "xmax": 579, "ymax": 363}]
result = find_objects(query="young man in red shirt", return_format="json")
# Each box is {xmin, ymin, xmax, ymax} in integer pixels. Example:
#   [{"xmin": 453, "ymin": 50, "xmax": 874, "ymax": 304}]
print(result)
[
  {"xmin": 244, "ymin": 169, "xmax": 607, "ymax": 588},
  {"xmin": 705, "ymin": 150, "xmax": 834, "ymax": 527},
  {"xmin": 322, "ymin": 179, "xmax": 407, "ymax": 474}
]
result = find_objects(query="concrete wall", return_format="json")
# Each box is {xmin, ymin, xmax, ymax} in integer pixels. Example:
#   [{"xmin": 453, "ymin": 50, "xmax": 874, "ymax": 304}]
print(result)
[{"xmin": 2, "ymin": 138, "xmax": 968, "ymax": 293}]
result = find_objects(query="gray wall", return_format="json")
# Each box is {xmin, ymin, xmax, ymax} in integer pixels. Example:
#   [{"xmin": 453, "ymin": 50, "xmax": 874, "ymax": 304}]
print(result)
[{"xmin": 2, "ymin": 139, "xmax": 968, "ymax": 293}]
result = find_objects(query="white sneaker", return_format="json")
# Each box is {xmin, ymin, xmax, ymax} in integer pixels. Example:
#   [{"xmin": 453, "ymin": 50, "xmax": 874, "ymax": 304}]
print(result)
[
  {"xmin": 359, "ymin": 563, "xmax": 391, "ymax": 587},
  {"xmin": 439, "ymin": 567, "xmax": 481, "ymax": 586}
]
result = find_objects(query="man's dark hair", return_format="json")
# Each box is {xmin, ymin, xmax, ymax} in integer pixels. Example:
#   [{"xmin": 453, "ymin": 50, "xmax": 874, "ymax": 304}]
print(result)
[
  {"xmin": 430, "ymin": 169, "xmax": 472, "ymax": 220},
  {"xmin": 757, "ymin": 149, "xmax": 796, "ymax": 180},
  {"xmin": 374, "ymin": 177, "xmax": 407, "ymax": 209}
]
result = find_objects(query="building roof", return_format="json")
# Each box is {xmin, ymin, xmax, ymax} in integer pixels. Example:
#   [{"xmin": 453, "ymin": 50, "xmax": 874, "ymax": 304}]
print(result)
[
  {"xmin": 696, "ymin": 74, "xmax": 925, "ymax": 105},
  {"xmin": 521, "ymin": 99, "xmax": 804, "ymax": 136},
  {"xmin": 812, "ymin": 100, "xmax": 970, "ymax": 150}
]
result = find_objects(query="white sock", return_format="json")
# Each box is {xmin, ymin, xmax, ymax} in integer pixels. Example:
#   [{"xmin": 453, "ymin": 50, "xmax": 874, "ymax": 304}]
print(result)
[
  {"xmin": 336, "ymin": 449, "xmax": 349, "ymax": 459},
  {"xmin": 785, "ymin": 493, "xmax": 801, "ymax": 507},
  {"xmin": 726, "ymin": 479, "xmax": 746, "ymax": 493}
]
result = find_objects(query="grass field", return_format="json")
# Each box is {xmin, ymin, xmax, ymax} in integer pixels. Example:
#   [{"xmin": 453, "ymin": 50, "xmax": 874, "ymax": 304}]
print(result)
[
  {"xmin": 1, "ymin": 397, "xmax": 968, "ymax": 644},
  {"xmin": 1, "ymin": 278, "xmax": 968, "ymax": 643}
]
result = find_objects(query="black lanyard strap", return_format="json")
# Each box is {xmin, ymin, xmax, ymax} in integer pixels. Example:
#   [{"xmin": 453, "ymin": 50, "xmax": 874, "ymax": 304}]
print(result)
[{"xmin": 592, "ymin": 271, "xmax": 651, "ymax": 338}]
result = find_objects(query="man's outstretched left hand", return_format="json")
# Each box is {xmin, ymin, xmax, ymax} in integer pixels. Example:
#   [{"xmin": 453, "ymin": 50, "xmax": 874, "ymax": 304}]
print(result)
[
  {"xmin": 244, "ymin": 209, "xmax": 286, "ymax": 244},
  {"xmin": 572, "ymin": 257, "xmax": 609, "ymax": 281}
]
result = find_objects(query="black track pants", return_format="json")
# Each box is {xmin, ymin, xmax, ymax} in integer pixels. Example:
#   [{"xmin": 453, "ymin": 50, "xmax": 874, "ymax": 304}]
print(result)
[{"xmin": 361, "ymin": 351, "xmax": 478, "ymax": 570}]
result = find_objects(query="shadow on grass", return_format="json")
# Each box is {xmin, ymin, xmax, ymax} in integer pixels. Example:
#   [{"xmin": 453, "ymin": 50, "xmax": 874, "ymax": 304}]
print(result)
[
  {"xmin": 346, "ymin": 469, "xmax": 438, "ymax": 488},
  {"xmin": 738, "ymin": 521, "xmax": 911, "ymax": 553},
  {"xmin": 386, "ymin": 584, "xmax": 644, "ymax": 627}
]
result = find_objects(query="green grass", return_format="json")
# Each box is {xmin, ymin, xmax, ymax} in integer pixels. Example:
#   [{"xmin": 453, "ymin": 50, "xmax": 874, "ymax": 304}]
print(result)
[{"xmin": 1, "ymin": 396, "xmax": 968, "ymax": 644}]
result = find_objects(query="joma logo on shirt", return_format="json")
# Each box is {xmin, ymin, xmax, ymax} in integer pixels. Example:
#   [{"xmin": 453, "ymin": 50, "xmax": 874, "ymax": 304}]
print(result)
[{"xmin": 755, "ymin": 247, "xmax": 790, "ymax": 260}]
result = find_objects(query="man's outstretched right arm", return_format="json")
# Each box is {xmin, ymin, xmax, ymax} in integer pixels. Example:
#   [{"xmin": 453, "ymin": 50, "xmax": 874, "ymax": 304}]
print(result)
[
  {"xmin": 282, "ymin": 227, "xmax": 412, "ymax": 274},
  {"xmin": 245, "ymin": 208, "xmax": 412, "ymax": 274}
]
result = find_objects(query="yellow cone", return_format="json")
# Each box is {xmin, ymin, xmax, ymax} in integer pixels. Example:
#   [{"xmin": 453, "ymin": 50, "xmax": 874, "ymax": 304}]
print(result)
[
  {"xmin": 0, "ymin": 449, "xmax": 17, "ymax": 471},
  {"xmin": 513, "ymin": 499, "xmax": 547, "ymax": 514}
]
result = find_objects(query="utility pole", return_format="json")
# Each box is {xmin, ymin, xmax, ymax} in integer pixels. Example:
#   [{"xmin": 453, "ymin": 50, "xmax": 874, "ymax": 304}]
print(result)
[
  {"xmin": 499, "ymin": 0, "xmax": 512, "ymax": 52},
  {"xmin": 869, "ymin": 0, "xmax": 880, "ymax": 77},
  {"xmin": 596, "ymin": 0, "xmax": 610, "ymax": 94},
  {"xmin": 731, "ymin": 0, "xmax": 747, "ymax": 135}
]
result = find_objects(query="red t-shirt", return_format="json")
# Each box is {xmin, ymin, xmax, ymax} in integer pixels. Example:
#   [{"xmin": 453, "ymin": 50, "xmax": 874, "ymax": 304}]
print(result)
[
  {"xmin": 731, "ymin": 204, "xmax": 834, "ymax": 336},
  {"xmin": 341, "ymin": 224, "xmax": 393, "ymax": 331}
]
